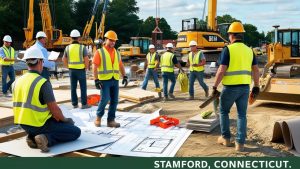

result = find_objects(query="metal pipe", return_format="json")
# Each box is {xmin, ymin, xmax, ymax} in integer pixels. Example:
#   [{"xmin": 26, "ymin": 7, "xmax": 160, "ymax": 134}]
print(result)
[{"xmin": 273, "ymin": 25, "xmax": 280, "ymax": 43}]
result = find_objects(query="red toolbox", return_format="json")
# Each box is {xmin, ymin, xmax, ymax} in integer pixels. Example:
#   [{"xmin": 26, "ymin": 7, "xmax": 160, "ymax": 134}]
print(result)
[{"xmin": 150, "ymin": 116, "xmax": 179, "ymax": 129}]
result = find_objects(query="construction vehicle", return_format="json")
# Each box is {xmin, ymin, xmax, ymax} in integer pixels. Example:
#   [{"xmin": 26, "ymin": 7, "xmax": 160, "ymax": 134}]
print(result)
[
  {"xmin": 23, "ymin": 0, "xmax": 73, "ymax": 50},
  {"xmin": 94, "ymin": 0, "xmax": 109, "ymax": 48},
  {"xmin": 118, "ymin": 37, "xmax": 152, "ymax": 58},
  {"xmin": 176, "ymin": 0, "xmax": 228, "ymax": 62},
  {"xmin": 258, "ymin": 25, "xmax": 300, "ymax": 103}
]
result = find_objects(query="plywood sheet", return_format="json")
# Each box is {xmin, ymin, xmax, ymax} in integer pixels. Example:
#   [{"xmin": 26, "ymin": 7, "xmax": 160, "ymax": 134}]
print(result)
[{"xmin": 0, "ymin": 108, "xmax": 14, "ymax": 127}]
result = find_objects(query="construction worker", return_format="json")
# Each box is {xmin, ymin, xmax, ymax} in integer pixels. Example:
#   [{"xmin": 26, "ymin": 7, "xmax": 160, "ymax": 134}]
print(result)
[
  {"xmin": 63, "ymin": 29, "xmax": 90, "ymax": 109},
  {"xmin": 13, "ymin": 47, "xmax": 81, "ymax": 152},
  {"xmin": 141, "ymin": 44, "xmax": 160, "ymax": 90},
  {"xmin": 33, "ymin": 31, "xmax": 55, "ymax": 80},
  {"xmin": 0, "ymin": 35, "xmax": 15, "ymax": 97},
  {"xmin": 186, "ymin": 40, "xmax": 209, "ymax": 100},
  {"xmin": 93, "ymin": 30, "xmax": 128, "ymax": 128},
  {"xmin": 212, "ymin": 22, "xmax": 260, "ymax": 151},
  {"xmin": 160, "ymin": 43, "xmax": 184, "ymax": 101}
]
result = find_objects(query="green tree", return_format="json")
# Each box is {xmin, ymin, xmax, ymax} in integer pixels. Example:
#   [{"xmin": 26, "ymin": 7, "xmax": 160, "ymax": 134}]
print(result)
[
  {"xmin": 53, "ymin": 0, "xmax": 76, "ymax": 35},
  {"xmin": 217, "ymin": 14, "xmax": 240, "ymax": 24},
  {"xmin": 243, "ymin": 23, "xmax": 263, "ymax": 47}
]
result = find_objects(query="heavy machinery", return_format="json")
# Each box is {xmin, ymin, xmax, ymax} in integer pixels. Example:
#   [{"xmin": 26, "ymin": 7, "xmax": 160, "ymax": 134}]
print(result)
[
  {"xmin": 258, "ymin": 25, "xmax": 300, "ymax": 103},
  {"xmin": 176, "ymin": 0, "xmax": 228, "ymax": 62},
  {"xmin": 23, "ymin": 0, "xmax": 73, "ymax": 50},
  {"xmin": 118, "ymin": 37, "xmax": 152, "ymax": 58},
  {"xmin": 94, "ymin": 0, "xmax": 109, "ymax": 47}
]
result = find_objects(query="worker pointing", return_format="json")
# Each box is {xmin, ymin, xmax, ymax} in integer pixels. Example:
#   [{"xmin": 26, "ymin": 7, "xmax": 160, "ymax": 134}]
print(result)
[
  {"xmin": 212, "ymin": 22, "xmax": 260, "ymax": 151},
  {"xmin": 63, "ymin": 29, "xmax": 91, "ymax": 109},
  {"xmin": 160, "ymin": 43, "xmax": 184, "ymax": 101},
  {"xmin": 93, "ymin": 30, "xmax": 128, "ymax": 128},
  {"xmin": 33, "ymin": 31, "xmax": 55, "ymax": 80},
  {"xmin": 186, "ymin": 40, "xmax": 209, "ymax": 100},
  {"xmin": 0, "ymin": 35, "xmax": 15, "ymax": 97},
  {"xmin": 13, "ymin": 47, "xmax": 81, "ymax": 152},
  {"xmin": 141, "ymin": 44, "xmax": 160, "ymax": 91}
]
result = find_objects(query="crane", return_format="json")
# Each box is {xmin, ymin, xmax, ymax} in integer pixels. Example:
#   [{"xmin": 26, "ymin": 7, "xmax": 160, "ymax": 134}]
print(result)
[{"xmin": 94, "ymin": 0, "xmax": 109, "ymax": 46}]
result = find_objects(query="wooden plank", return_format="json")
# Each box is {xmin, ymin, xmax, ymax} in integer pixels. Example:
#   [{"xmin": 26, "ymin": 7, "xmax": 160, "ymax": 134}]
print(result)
[
  {"xmin": 58, "ymin": 151, "xmax": 95, "ymax": 157},
  {"xmin": 119, "ymin": 88, "xmax": 157, "ymax": 103},
  {"xmin": 0, "ymin": 108, "xmax": 14, "ymax": 127},
  {"xmin": 0, "ymin": 131, "xmax": 27, "ymax": 143},
  {"xmin": 0, "ymin": 151, "xmax": 9, "ymax": 157}
]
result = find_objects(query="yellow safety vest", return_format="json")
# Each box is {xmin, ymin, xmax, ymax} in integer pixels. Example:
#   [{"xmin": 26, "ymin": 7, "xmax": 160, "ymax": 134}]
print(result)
[
  {"xmin": 13, "ymin": 72, "xmax": 52, "ymax": 127},
  {"xmin": 222, "ymin": 43, "xmax": 253, "ymax": 85},
  {"xmin": 66, "ymin": 44, "xmax": 85, "ymax": 69},
  {"xmin": 0, "ymin": 46, "xmax": 15, "ymax": 65},
  {"xmin": 189, "ymin": 51, "xmax": 204, "ymax": 72},
  {"xmin": 147, "ymin": 52, "xmax": 157, "ymax": 69},
  {"xmin": 97, "ymin": 47, "xmax": 120, "ymax": 80},
  {"xmin": 160, "ymin": 51, "xmax": 174, "ymax": 72}
]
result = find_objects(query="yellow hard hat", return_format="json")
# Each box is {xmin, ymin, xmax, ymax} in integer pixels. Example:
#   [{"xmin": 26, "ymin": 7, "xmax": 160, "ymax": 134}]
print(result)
[
  {"xmin": 227, "ymin": 22, "xmax": 245, "ymax": 33},
  {"xmin": 104, "ymin": 30, "xmax": 118, "ymax": 41}
]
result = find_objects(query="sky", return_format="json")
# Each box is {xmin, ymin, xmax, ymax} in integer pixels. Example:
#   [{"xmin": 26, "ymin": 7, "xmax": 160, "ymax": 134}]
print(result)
[{"xmin": 135, "ymin": 0, "xmax": 300, "ymax": 33}]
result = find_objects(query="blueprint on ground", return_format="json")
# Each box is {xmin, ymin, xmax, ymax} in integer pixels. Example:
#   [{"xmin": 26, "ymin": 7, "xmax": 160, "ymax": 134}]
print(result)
[{"xmin": 66, "ymin": 106, "xmax": 192, "ymax": 157}]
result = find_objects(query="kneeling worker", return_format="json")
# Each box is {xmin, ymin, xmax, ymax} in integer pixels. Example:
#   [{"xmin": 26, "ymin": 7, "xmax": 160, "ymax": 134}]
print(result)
[{"xmin": 13, "ymin": 47, "xmax": 81, "ymax": 152}]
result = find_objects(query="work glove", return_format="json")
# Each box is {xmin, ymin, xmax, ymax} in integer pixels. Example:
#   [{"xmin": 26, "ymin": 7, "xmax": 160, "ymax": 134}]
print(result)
[
  {"xmin": 251, "ymin": 86, "xmax": 260, "ymax": 99},
  {"xmin": 94, "ymin": 79, "xmax": 103, "ymax": 90},
  {"xmin": 122, "ymin": 76, "xmax": 128, "ymax": 87},
  {"xmin": 63, "ymin": 118, "xmax": 75, "ymax": 125}
]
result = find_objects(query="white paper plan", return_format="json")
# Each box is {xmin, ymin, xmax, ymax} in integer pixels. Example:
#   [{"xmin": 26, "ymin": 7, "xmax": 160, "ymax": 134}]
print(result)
[{"xmin": 68, "ymin": 106, "xmax": 192, "ymax": 157}]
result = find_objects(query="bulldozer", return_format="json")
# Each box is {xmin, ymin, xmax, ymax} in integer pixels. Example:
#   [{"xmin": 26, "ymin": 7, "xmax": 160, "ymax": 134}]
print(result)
[
  {"xmin": 176, "ymin": 0, "xmax": 228, "ymax": 62},
  {"xmin": 258, "ymin": 25, "xmax": 300, "ymax": 103}
]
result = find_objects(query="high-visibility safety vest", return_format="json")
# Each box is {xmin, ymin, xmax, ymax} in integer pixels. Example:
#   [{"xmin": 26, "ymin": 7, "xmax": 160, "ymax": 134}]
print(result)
[
  {"xmin": 13, "ymin": 72, "xmax": 51, "ymax": 127},
  {"xmin": 65, "ymin": 44, "xmax": 85, "ymax": 69},
  {"xmin": 160, "ymin": 51, "xmax": 174, "ymax": 72},
  {"xmin": 222, "ymin": 43, "xmax": 253, "ymax": 85},
  {"xmin": 147, "ymin": 52, "xmax": 157, "ymax": 69},
  {"xmin": 97, "ymin": 47, "xmax": 121, "ymax": 80},
  {"xmin": 188, "ymin": 51, "xmax": 204, "ymax": 72},
  {"xmin": 0, "ymin": 46, "xmax": 15, "ymax": 65}
]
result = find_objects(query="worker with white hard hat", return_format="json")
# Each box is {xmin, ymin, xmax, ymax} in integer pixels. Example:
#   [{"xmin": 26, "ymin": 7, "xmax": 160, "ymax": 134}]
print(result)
[
  {"xmin": 0, "ymin": 35, "xmax": 16, "ymax": 97},
  {"xmin": 186, "ymin": 40, "xmax": 209, "ymax": 100},
  {"xmin": 63, "ymin": 29, "xmax": 90, "ymax": 109},
  {"xmin": 33, "ymin": 31, "xmax": 55, "ymax": 80},
  {"xmin": 160, "ymin": 42, "xmax": 184, "ymax": 101},
  {"xmin": 13, "ymin": 46, "xmax": 81, "ymax": 152},
  {"xmin": 213, "ymin": 22, "xmax": 260, "ymax": 151},
  {"xmin": 141, "ymin": 44, "xmax": 160, "ymax": 91}
]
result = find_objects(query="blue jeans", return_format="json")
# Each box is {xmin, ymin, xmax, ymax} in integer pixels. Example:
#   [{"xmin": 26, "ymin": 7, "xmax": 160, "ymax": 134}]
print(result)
[
  {"xmin": 162, "ymin": 72, "xmax": 176, "ymax": 97},
  {"xmin": 69, "ymin": 69, "xmax": 87, "ymax": 106},
  {"xmin": 41, "ymin": 67, "xmax": 50, "ymax": 81},
  {"xmin": 189, "ymin": 71, "xmax": 208, "ymax": 96},
  {"xmin": 1, "ymin": 65, "xmax": 15, "ymax": 94},
  {"xmin": 219, "ymin": 85, "xmax": 250, "ymax": 144},
  {"xmin": 20, "ymin": 118, "xmax": 81, "ymax": 147},
  {"xmin": 96, "ymin": 79, "xmax": 119, "ymax": 121},
  {"xmin": 141, "ymin": 68, "xmax": 160, "ymax": 90}
]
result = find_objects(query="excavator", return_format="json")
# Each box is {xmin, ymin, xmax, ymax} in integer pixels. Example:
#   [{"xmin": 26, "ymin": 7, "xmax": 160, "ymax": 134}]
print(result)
[
  {"xmin": 258, "ymin": 26, "xmax": 300, "ymax": 103},
  {"xmin": 23, "ymin": 0, "xmax": 73, "ymax": 50},
  {"xmin": 176, "ymin": 0, "xmax": 228, "ymax": 62}
]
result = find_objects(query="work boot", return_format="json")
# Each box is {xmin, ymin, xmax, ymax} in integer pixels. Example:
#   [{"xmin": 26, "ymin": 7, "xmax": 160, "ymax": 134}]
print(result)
[
  {"xmin": 73, "ymin": 105, "xmax": 79, "ymax": 109},
  {"xmin": 4, "ymin": 93, "xmax": 11, "ymax": 97},
  {"xmin": 169, "ymin": 93, "xmax": 175, "ymax": 99},
  {"xmin": 163, "ymin": 96, "xmax": 169, "ymax": 102},
  {"xmin": 81, "ymin": 104, "xmax": 91, "ymax": 109},
  {"xmin": 107, "ymin": 120, "xmax": 120, "ymax": 128},
  {"xmin": 235, "ymin": 142, "xmax": 245, "ymax": 152},
  {"xmin": 217, "ymin": 136, "xmax": 232, "ymax": 147},
  {"xmin": 205, "ymin": 89, "xmax": 209, "ymax": 97},
  {"xmin": 34, "ymin": 134, "xmax": 49, "ymax": 152},
  {"xmin": 188, "ymin": 96, "xmax": 194, "ymax": 100},
  {"xmin": 26, "ymin": 136, "xmax": 37, "ymax": 149},
  {"xmin": 94, "ymin": 117, "xmax": 101, "ymax": 127}
]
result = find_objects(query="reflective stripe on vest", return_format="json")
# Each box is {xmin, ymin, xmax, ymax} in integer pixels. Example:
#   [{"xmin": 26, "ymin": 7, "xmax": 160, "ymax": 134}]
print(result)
[
  {"xmin": 160, "ymin": 52, "xmax": 174, "ymax": 72},
  {"xmin": 97, "ymin": 47, "xmax": 120, "ymax": 80},
  {"xmin": 66, "ymin": 44, "xmax": 85, "ymax": 69},
  {"xmin": 13, "ymin": 73, "xmax": 51, "ymax": 127},
  {"xmin": 189, "ymin": 51, "xmax": 204, "ymax": 72},
  {"xmin": 0, "ymin": 46, "xmax": 15, "ymax": 65},
  {"xmin": 222, "ymin": 43, "xmax": 253, "ymax": 85},
  {"xmin": 147, "ymin": 52, "xmax": 156, "ymax": 69}
]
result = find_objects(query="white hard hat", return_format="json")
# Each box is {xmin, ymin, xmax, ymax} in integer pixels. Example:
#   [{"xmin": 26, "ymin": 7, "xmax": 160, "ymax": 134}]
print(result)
[
  {"xmin": 166, "ymin": 43, "xmax": 173, "ymax": 48},
  {"xmin": 23, "ymin": 47, "xmax": 44, "ymax": 61},
  {"xmin": 189, "ymin": 40, "xmax": 197, "ymax": 46},
  {"xmin": 36, "ymin": 31, "xmax": 47, "ymax": 38},
  {"xmin": 70, "ymin": 29, "xmax": 81, "ymax": 38},
  {"xmin": 149, "ymin": 44, "xmax": 155, "ymax": 49},
  {"xmin": 3, "ymin": 35, "xmax": 12, "ymax": 42}
]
